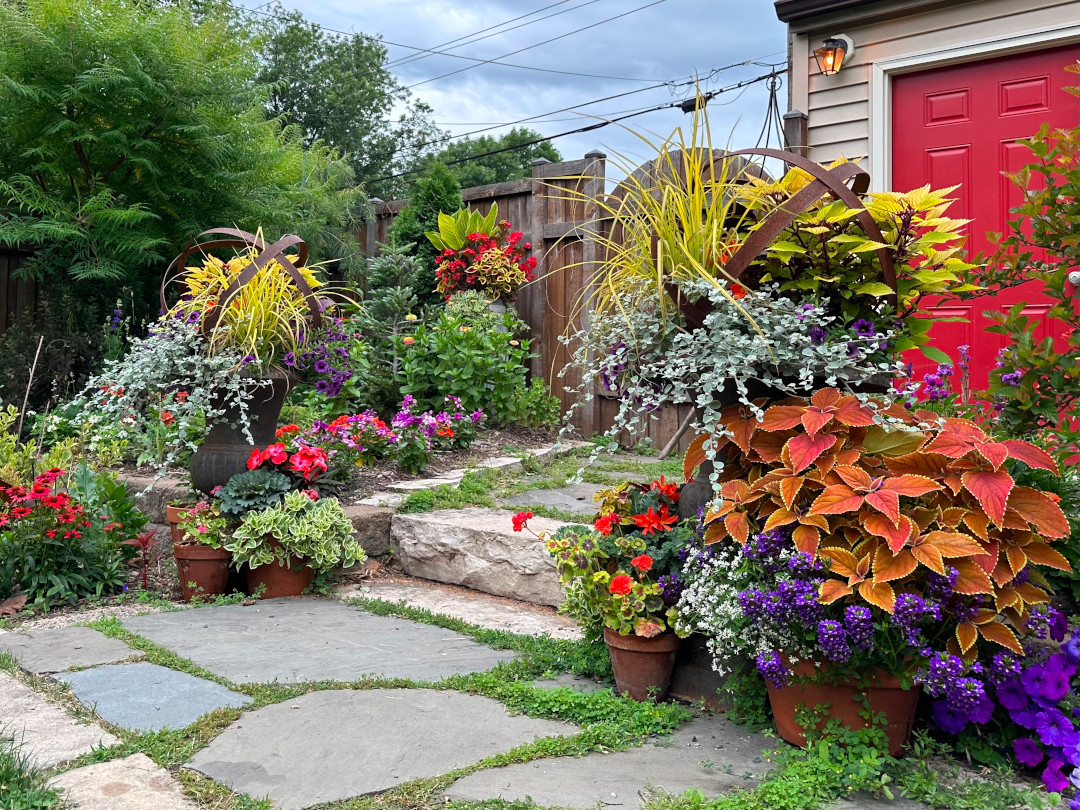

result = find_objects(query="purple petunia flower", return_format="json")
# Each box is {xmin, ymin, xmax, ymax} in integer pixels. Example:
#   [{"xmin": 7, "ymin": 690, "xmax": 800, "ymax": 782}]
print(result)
[
  {"xmin": 315, "ymin": 380, "xmax": 330, "ymax": 393},
  {"xmin": 1036, "ymin": 709, "xmax": 1075, "ymax": 748},
  {"xmin": 852, "ymin": 318, "xmax": 875, "ymax": 337},
  {"xmin": 809, "ymin": 326, "xmax": 827, "ymax": 344},
  {"xmin": 932, "ymin": 700, "xmax": 968, "ymax": 734},
  {"xmin": 314, "ymin": 359, "xmax": 330, "ymax": 373},
  {"xmin": 997, "ymin": 678, "xmax": 1029, "ymax": 711},
  {"xmin": 1014, "ymin": 737, "xmax": 1044, "ymax": 767},
  {"xmin": 241, "ymin": 354, "xmax": 255, "ymax": 365},
  {"xmin": 1042, "ymin": 759, "xmax": 1069, "ymax": 793},
  {"xmin": 284, "ymin": 352, "xmax": 296, "ymax": 367}
]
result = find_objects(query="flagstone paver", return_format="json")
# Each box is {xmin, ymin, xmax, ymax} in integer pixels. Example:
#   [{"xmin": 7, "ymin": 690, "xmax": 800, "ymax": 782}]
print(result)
[
  {"xmin": 352, "ymin": 581, "xmax": 583, "ymax": 640},
  {"xmin": 123, "ymin": 597, "xmax": 515, "ymax": 683},
  {"xmin": 187, "ymin": 688, "xmax": 579, "ymax": 810},
  {"xmin": 501, "ymin": 482, "xmax": 606, "ymax": 517},
  {"xmin": 50, "ymin": 753, "xmax": 196, "ymax": 810},
  {"xmin": 443, "ymin": 714, "xmax": 772, "ymax": 809},
  {"xmin": 0, "ymin": 672, "xmax": 119, "ymax": 768},
  {"xmin": 0, "ymin": 626, "xmax": 138, "ymax": 674},
  {"xmin": 56, "ymin": 662, "xmax": 250, "ymax": 732}
]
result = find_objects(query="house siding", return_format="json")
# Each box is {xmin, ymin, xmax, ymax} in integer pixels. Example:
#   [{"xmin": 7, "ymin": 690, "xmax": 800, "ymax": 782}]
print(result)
[{"xmin": 787, "ymin": 0, "xmax": 1080, "ymax": 166}]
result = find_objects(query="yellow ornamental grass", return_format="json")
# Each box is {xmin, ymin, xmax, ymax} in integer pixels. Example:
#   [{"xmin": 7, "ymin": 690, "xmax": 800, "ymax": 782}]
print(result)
[{"xmin": 167, "ymin": 246, "xmax": 327, "ymax": 367}]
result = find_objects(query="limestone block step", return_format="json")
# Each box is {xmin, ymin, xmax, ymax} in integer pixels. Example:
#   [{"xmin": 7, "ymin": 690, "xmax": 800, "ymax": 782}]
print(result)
[{"xmin": 391, "ymin": 508, "xmax": 575, "ymax": 607}]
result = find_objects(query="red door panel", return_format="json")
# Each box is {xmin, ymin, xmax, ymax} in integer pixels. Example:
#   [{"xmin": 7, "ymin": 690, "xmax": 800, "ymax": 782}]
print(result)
[{"xmin": 892, "ymin": 44, "xmax": 1079, "ymax": 390}]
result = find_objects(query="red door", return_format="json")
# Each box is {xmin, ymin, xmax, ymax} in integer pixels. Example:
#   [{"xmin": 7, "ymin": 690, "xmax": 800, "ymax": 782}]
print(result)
[{"xmin": 892, "ymin": 44, "xmax": 1079, "ymax": 390}]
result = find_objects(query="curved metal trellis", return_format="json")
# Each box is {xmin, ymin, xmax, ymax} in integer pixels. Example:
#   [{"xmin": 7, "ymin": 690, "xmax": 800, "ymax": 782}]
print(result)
[{"xmin": 160, "ymin": 228, "xmax": 323, "ymax": 334}]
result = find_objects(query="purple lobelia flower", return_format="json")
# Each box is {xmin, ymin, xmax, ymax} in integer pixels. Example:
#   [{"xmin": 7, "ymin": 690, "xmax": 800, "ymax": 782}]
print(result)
[
  {"xmin": 817, "ymin": 620, "xmax": 850, "ymax": 662},
  {"xmin": 756, "ymin": 651, "xmax": 789, "ymax": 689},
  {"xmin": 845, "ymin": 605, "xmax": 874, "ymax": 651}
]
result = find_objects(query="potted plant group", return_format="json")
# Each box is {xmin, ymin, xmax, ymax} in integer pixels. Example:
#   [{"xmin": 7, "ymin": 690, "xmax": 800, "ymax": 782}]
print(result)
[
  {"xmin": 224, "ymin": 489, "xmax": 364, "ymax": 598},
  {"xmin": 674, "ymin": 388, "xmax": 1072, "ymax": 755},
  {"xmin": 172, "ymin": 500, "xmax": 232, "ymax": 602},
  {"xmin": 518, "ymin": 478, "xmax": 690, "ymax": 701}
]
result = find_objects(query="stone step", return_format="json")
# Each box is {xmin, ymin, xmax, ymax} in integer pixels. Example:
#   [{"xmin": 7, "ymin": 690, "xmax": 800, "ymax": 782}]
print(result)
[{"xmin": 390, "ymin": 508, "xmax": 578, "ymax": 607}]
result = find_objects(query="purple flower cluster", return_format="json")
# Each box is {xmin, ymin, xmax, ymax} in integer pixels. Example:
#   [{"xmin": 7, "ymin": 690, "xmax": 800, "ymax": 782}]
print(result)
[
  {"xmin": 756, "ymin": 650, "xmax": 789, "ymax": 689},
  {"xmin": 739, "ymin": 578, "xmax": 823, "ymax": 628},
  {"xmin": 285, "ymin": 316, "xmax": 358, "ymax": 398},
  {"xmin": 657, "ymin": 572, "xmax": 684, "ymax": 602},
  {"xmin": 845, "ymin": 605, "xmax": 874, "ymax": 651},
  {"xmin": 922, "ymin": 363, "xmax": 954, "ymax": 402},
  {"xmin": 809, "ymin": 326, "xmax": 827, "ymax": 345},
  {"xmin": 817, "ymin": 620, "xmax": 850, "ymax": 662},
  {"xmin": 890, "ymin": 594, "xmax": 941, "ymax": 647},
  {"xmin": 110, "ymin": 305, "xmax": 123, "ymax": 331}
]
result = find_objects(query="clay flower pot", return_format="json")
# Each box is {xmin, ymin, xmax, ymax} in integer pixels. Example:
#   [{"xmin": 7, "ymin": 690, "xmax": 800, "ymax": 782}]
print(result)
[
  {"xmin": 173, "ymin": 544, "xmax": 232, "ymax": 603},
  {"xmin": 604, "ymin": 628, "xmax": 681, "ymax": 702},
  {"xmin": 165, "ymin": 503, "xmax": 190, "ymax": 546},
  {"xmin": 245, "ymin": 544, "xmax": 314, "ymax": 599},
  {"xmin": 766, "ymin": 660, "xmax": 921, "ymax": 756}
]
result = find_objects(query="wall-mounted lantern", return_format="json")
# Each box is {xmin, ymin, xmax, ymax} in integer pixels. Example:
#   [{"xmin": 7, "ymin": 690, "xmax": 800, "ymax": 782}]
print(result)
[{"xmin": 814, "ymin": 34, "xmax": 855, "ymax": 76}]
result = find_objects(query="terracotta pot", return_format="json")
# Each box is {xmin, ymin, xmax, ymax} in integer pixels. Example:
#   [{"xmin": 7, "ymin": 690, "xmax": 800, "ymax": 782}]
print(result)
[
  {"xmin": 189, "ymin": 375, "xmax": 293, "ymax": 494},
  {"xmin": 165, "ymin": 503, "xmax": 188, "ymax": 546},
  {"xmin": 173, "ymin": 544, "xmax": 232, "ymax": 602},
  {"xmin": 604, "ymin": 628, "xmax": 681, "ymax": 702},
  {"xmin": 766, "ymin": 660, "xmax": 921, "ymax": 756},
  {"xmin": 245, "ymin": 554, "xmax": 315, "ymax": 599}
]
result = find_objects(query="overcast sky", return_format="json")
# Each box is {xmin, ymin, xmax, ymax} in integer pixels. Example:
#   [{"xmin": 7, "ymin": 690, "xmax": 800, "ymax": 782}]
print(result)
[{"xmin": 242, "ymin": 0, "xmax": 788, "ymax": 180}]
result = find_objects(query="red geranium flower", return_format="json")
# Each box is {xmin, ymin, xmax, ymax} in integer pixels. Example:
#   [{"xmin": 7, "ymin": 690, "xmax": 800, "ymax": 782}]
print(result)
[
  {"xmin": 631, "ymin": 506, "xmax": 678, "ymax": 536},
  {"xmin": 609, "ymin": 574, "xmax": 633, "ymax": 595},
  {"xmin": 631, "ymin": 554, "xmax": 653, "ymax": 572},
  {"xmin": 511, "ymin": 511, "xmax": 533, "ymax": 532},
  {"xmin": 594, "ymin": 513, "xmax": 620, "ymax": 535}
]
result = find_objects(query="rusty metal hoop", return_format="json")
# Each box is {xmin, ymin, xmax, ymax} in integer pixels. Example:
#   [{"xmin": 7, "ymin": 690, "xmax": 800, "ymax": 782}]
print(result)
[
  {"xmin": 665, "ymin": 148, "xmax": 899, "ymax": 330},
  {"xmin": 160, "ymin": 228, "xmax": 323, "ymax": 334}
]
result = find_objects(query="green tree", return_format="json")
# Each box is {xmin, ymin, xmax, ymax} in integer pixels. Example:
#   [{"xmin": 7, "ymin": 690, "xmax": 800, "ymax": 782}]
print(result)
[
  {"xmin": 387, "ymin": 163, "xmax": 463, "ymax": 309},
  {"xmin": 255, "ymin": 4, "xmax": 442, "ymax": 200},
  {"xmin": 427, "ymin": 127, "xmax": 562, "ymax": 188}
]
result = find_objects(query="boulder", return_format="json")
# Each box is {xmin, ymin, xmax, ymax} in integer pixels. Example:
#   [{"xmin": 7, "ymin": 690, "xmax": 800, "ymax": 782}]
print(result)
[
  {"xmin": 391, "ymin": 508, "xmax": 573, "ymax": 607},
  {"xmin": 341, "ymin": 503, "xmax": 393, "ymax": 557}
]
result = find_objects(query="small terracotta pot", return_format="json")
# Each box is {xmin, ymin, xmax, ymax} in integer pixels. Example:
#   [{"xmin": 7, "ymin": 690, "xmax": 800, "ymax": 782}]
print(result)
[
  {"xmin": 173, "ymin": 544, "xmax": 231, "ymax": 602},
  {"xmin": 766, "ymin": 660, "xmax": 921, "ymax": 756},
  {"xmin": 245, "ymin": 554, "xmax": 314, "ymax": 598},
  {"xmin": 604, "ymin": 628, "xmax": 681, "ymax": 702},
  {"xmin": 165, "ymin": 503, "xmax": 190, "ymax": 546}
]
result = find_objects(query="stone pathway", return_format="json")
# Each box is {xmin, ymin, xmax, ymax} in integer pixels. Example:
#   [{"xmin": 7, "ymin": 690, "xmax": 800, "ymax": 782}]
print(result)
[
  {"xmin": 443, "ymin": 714, "xmax": 770, "ymax": 809},
  {"xmin": 190, "ymin": 689, "xmax": 578, "ymax": 810},
  {"xmin": 0, "ymin": 625, "xmax": 140, "ymax": 673},
  {"xmin": 0, "ymin": 672, "xmax": 119, "ymax": 768},
  {"xmin": 345, "ymin": 580, "xmax": 583, "ymax": 640},
  {"xmin": 501, "ymin": 481, "xmax": 606, "ymax": 517},
  {"xmin": 123, "ymin": 597, "xmax": 516, "ymax": 683},
  {"xmin": 50, "ymin": 753, "xmax": 196, "ymax": 810},
  {"xmin": 57, "ymin": 662, "xmax": 250, "ymax": 732}
]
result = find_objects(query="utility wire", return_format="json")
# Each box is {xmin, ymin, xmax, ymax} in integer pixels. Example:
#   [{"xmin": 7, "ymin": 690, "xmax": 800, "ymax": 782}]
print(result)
[
  {"xmin": 232, "ymin": 0, "xmax": 665, "ymax": 82},
  {"xmin": 387, "ymin": 0, "xmax": 600, "ymax": 70},
  {"xmin": 406, "ymin": 0, "xmax": 670, "ymax": 89},
  {"xmin": 371, "ymin": 68, "xmax": 786, "ymax": 184}
]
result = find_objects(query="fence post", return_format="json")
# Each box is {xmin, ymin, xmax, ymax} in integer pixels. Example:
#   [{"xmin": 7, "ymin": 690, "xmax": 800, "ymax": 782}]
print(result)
[
  {"xmin": 363, "ymin": 198, "xmax": 383, "ymax": 259},
  {"xmin": 526, "ymin": 158, "xmax": 551, "ymax": 380}
]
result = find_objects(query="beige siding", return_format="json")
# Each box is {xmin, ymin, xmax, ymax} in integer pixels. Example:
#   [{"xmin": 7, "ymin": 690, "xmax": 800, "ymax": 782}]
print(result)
[{"xmin": 788, "ymin": 0, "xmax": 1080, "ymax": 166}]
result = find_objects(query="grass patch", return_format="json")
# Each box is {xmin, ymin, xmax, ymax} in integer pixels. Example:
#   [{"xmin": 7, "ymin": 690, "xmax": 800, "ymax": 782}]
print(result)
[
  {"xmin": 398, "ymin": 469, "xmax": 504, "ymax": 513},
  {"xmin": 0, "ymin": 730, "xmax": 62, "ymax": 810}
]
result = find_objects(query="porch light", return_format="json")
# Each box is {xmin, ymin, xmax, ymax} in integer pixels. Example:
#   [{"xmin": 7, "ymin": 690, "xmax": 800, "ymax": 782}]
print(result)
[{"xmin": 814, "ymin": 35, "xmax": 854, "ymax": 76}]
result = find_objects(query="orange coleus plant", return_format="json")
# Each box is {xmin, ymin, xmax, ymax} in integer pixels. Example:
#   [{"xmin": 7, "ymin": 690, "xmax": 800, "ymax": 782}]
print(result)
[{"xmin": 686, "ymin": 388, "xmax": 1071, "ymax": 658}]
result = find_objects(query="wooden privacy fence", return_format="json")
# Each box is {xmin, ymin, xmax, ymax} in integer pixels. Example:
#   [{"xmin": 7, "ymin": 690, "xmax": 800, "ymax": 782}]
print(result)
[
  {"xmin": 360, "ymin": 151, "xmax": 697, "ymax": 452},
  {"xmin": 0, "ymin": 250, "xmax": 39, "ymax": 333}
]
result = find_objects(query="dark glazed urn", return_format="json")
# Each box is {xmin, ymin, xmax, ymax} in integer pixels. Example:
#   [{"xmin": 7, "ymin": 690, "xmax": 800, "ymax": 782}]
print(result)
[{"xmin": 189, "ymin": 375, "xmax": 292, "ymax": 494}]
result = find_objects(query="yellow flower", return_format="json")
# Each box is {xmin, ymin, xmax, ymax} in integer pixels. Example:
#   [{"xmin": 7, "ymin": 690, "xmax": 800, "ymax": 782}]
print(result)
[{"xmin": 405, "ymin": 314, "xmax": 418, "ymax": 321}]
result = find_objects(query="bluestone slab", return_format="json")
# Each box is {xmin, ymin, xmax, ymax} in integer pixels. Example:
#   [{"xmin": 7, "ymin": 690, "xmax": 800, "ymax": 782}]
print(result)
[
  {"xmin": 0, "ymin": 672, "xmax": 120, "ymax": 768},
  {"xmin": 0, "ymin": 626, "xmax": 137, "ymax": 674},
  {"xmin": 56, "ymin": 662, "xmax": 250, "ymax": 731},
  {"xmin": 50, "ymin": 753, "xmax": 196, "ymax": 810},
  {"xmin": 502, "ymin": 483, "xmax": 606, "ymax": 516},
  {"xmin": 443, "ymin": 715, "xmax": 772, "ymax": 809},
  {"xmin": 188, "ymin": 688, "xmax": 578, "ymax": 810},
  {"xmin": 123, "ymin": 597, "xmax": 514, "ymax": 683}
]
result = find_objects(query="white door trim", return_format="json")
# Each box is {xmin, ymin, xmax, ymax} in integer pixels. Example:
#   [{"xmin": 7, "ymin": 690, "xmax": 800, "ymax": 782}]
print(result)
[{"xmin": 869, "ymin": 25, "xmax": 1080, "ymax": 191}]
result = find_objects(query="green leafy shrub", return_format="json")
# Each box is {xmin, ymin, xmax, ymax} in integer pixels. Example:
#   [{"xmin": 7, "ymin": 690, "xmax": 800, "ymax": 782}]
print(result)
[
  {"xmin": 399, "ymin": 311, "xmax": 532, "ymax": 425},
  {"xmin": 510, "ymin": 377, "xmax": 563, "ymax": 428},
  {"xmin": 216, "ymin": 469, "xmax": 293, "ymax": 519},
  {"xmin": 226, "ymin": 491, "xmax": 364, "ymax": 573},
  {"xmin": 0, "ymin": 403, "xmax": 77, "ymax": 486}
]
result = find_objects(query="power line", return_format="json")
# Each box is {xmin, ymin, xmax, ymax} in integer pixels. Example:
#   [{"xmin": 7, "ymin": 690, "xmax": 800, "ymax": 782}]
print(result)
[
  {"xmin": 387, "ymin": 0, "xmax": 600, "ymax": 70},
  {"xmin": 372, "ymin": 68, "xmax": 786, "ymax": 184},
  {"xmin": 231, "ymin": 0, "xmax": 665, "ymax": 83},
  {"xmin": 406, "ymin": 0, "xmax": 670, "ymax": 89}
]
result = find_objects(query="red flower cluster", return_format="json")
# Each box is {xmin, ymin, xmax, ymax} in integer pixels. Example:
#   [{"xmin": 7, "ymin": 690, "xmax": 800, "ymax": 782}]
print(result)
[
  {"xmin": 630, "ymin": 554, "xmax": 653, "ymax": 572},
  {"xmin": 247, "ymin": 442, "xmax": 328, "ymax": 481},
  {"xmin": 609, "ymin": 574, "xmax": 633, "ymax": 595},
  {"xmin": 434, "ymin": 220, "xmax": 537, "ymax": 300},
  {"xmin": 631, "ymin": 506, "xmax": 677, "ymax": 536},
  {"xmin": 512, "ymin": 510, "xmax": 533, "ymax": 532},
  {"xmin": 594, "ymin": 513, "xmax": 621, "ymax": 535},
  {"xmin": 0, "ymin": 470, "xmax": 90, "ymax": 537}
]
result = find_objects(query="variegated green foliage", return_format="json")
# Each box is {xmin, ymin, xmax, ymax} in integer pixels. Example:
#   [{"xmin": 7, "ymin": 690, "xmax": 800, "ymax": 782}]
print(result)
[{"xmin": 425, "ymin": 204, "xmax": 501, "ymax": 252}]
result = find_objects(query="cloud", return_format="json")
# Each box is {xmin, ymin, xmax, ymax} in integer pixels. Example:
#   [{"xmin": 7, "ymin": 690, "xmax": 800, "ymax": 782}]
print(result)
[{"xmin": 247, "ymin": 0, "xmax": 788, "ymax": 183}]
